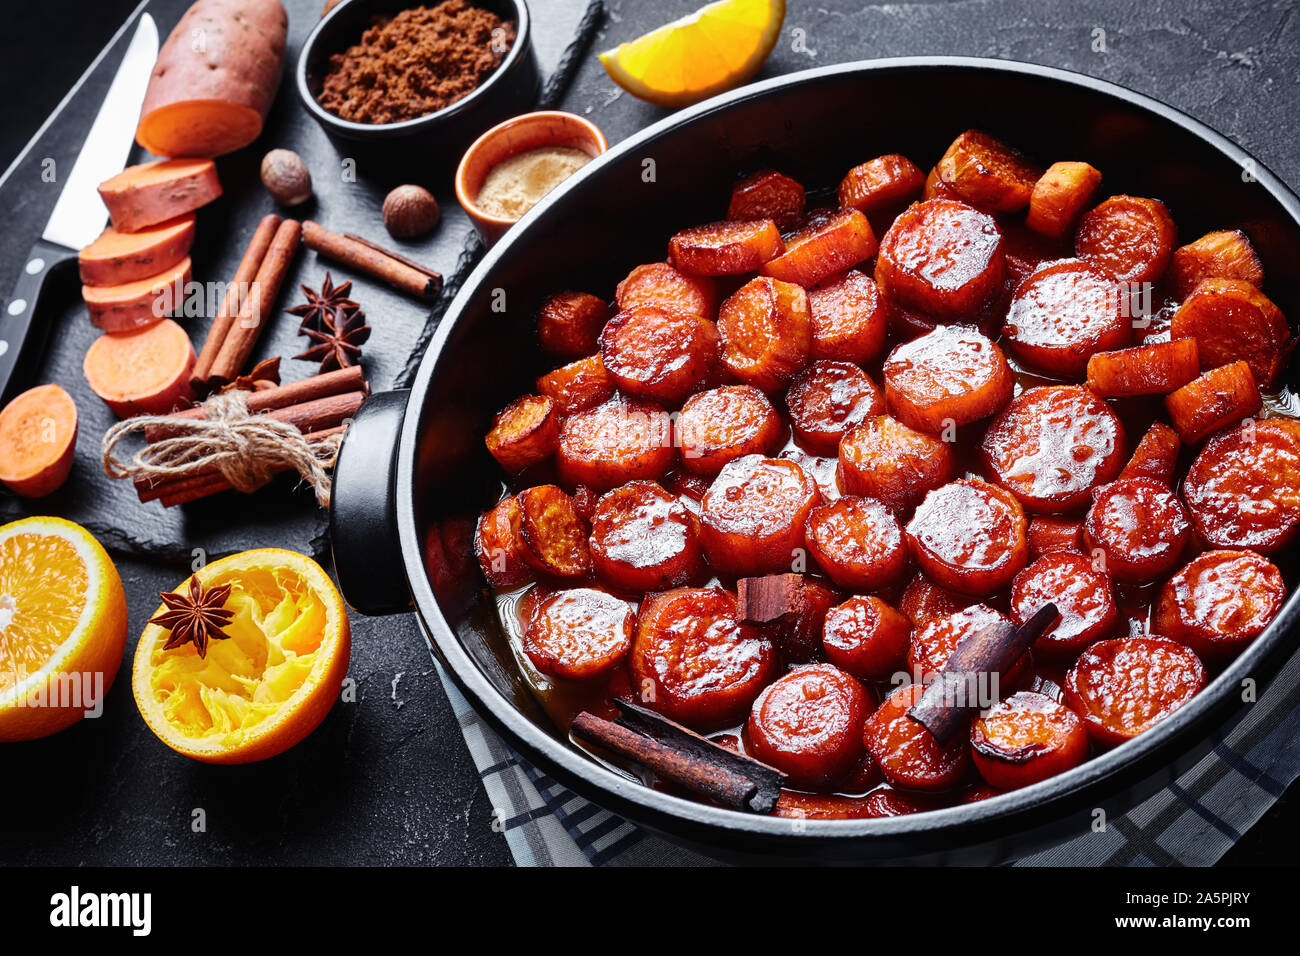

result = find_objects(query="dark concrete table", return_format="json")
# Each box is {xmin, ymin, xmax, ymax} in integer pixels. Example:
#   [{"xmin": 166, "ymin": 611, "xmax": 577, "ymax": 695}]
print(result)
[{"xmin": 1, "ymin": 0, "xmax": 1295, "ymax": 866}]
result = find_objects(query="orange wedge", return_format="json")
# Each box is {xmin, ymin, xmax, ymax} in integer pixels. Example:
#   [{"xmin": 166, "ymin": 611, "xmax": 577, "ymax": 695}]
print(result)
[
  {"xmin": 0, "ymin": 516, "xmax": 128, "ymax": 741},
  {"xmin": 132, "ymin": 548, "xmax": 350, "ymax": 764},
  {"xmin": 600, "ymin": 0, "xmax": 786, "ymax": 108}
]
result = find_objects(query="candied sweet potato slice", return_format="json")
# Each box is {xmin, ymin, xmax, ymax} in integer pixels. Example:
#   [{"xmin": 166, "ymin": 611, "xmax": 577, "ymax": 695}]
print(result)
[
  {"xmin": 882, "ymin": 324, "xmax": 1013, "ymax": 434},
  {"xmin": 1026, "ymin": 161, "xmax": 1102, "ymax": 238},
  {"xmin": 676, "ymin": 385, "xmax": 782, "ymax": 476},
  {"xmin": 717, "ymin": 276, "xmax": 811, "ymax": 392},
  {"xmin": 1027, "ymin": 516, "xmax": 1083, "ymax": 559},
  {"xmin": 971, "ymin": 691, "xmax": 1089, "ymax": 790},
  {"xmin": 838, "ymin": 415, "xmax": 954, "ymax": 514},
  {"xmin": 761, "ymin": 208, "xmax": 877, "ymax": 288},
  {"xmin": 822, "ymin": 594, "xmax": 911, "ymax": 681},
  {"xmin": 807, "ymin": 270, "xmax": 889, "ymax": 364},
  {"xmin": 785, "ymin": 360, "xmax": 885, "ymax": 454},
  {"xmin": 935, "ymin": 129, "xmax": 1042, "ymax": 213},
  {"xmin": 1168, "ymin": 229, "xmax": 1264, "ymax": 300},
  {"xmin": 599, "ymin": 305, "xmax": 718, "ymax": 404},
  {"xmin": 1074, "ymin": 194, "xmax": 1176, "ymax": 285},
  {"xmin": 1010, "ymin": 552, "xmax": 1117, "ymax": 660},
  {"xmin": 837, "ymin": 154, "xmax": 925, "ymax": 217},
  {"xmin": 727, "ymin": 169, "xmax": 806, "ymax": 229},
  {"xmin": 1154, "ymin": 550, "xmax": 1285, "ymax": 664},
  {"xmin": 523, "ymin": 588, "xmax": 635, "ymax": 681},
  {"xmin": 485, "ymin": 394, "xmax": 560, "ymax": 474},
  {"xmin": 474, "ymin": 495, "xmax": 533, "ymax": 588},
  {"xmin": 907, "ymin": 604, "xmax": 1031, "ymax": 689},
  {"xmin": 898, "ymin": 571, "xmax": 976, "ymax": 626},
  {"xmin": 537, "ymin": 291, "xmax": 610, "ymax": 358},
  {"xmin": 1119, "ymin": 422, "xmax": 1181, "ymax": 484},
  {"xmin": 1086, "ymin": 338, "xmax": 1200, "ymax": 397},
  {"xmin": 536, "ymin": 354, "xmax": 615, "ymax": 413},
  {"xmin": 615, "ymin": 262, "xmax": 717, "ymax": 319},
  {"xmin": 906, "ymin": 479, "xmax": 1028, "ymax": 596},
  {"xmin": 1171, "ymin": 277, "xmax": 1290, "ymax": 386},
  {"xmin": 1164, "ymin": 361, "xmax": 1261, "ymax": 444},
  {"xmin": 517, "ymin": 484, "xmax": 592, "ymax": 578},
  {"xmin": 557, "ymin": 396, "xmax": 675, "ymax": 490},
  {"xmin": 805, "ymin": 496, "xmax": 908, "ymax": 591},
  {"xmin": 1083, "ymin": 477, "xmax": 1190, "ymax": 583},
  {"xmin": 1064, "ymin": 637, "xmax": 1205, "ymax": 746},
  {"xmin": 668, "ymin": 219, "xmax": 784, "ymax": 276},
  {"xmin": 700, "ymin": 455, "xmax": 821, "ymax": 575},
  {"xmin": 590, "ymin": 480, "xmax": 705, "ymax": 591},
  {"xmin": 1002, "ymin": 258, "xmax": 1130, "ymax": 377},
  {"xmin": 863, "ymin": 683, "xmax": 971, "ymax": 792}
]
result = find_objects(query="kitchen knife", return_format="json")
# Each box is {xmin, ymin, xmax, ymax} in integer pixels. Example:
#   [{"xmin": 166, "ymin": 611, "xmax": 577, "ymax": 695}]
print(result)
[{"xmin": 0, "ymin": 13, "xmax": 158, "ymax": 403}]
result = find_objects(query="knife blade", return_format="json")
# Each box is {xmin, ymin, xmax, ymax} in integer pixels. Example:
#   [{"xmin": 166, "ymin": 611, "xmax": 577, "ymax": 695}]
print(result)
[{"xmin": 0, "ymin": 12, "xmax": 158, "ymax": 402}]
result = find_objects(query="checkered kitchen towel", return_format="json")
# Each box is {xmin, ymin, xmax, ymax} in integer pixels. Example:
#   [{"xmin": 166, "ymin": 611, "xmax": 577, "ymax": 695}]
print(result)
[{"xmin": 436, "ymin": 641, "xmax": 1300, "ymax": 866}]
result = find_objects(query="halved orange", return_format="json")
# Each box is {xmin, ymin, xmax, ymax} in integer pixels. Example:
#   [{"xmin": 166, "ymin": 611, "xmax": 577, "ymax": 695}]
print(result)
[
  {"xmin": 132, "ymin": 548, "xmax": 351, "ymax": 764},
  {"xmin": 600, "ymin": 0, "xmax": 786, "ymax": 108},
  {"xmin": 0, "ymin": 516, "xmax": 128, "ymax": 741}
]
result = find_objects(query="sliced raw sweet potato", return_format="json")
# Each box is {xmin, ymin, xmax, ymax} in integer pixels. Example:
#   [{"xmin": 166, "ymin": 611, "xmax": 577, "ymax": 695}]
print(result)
[
  {"xmin": 838, "ymin": 415, "xmax": 954, "ymax": 514},
  {"xmin": 875, "ymin": 199, "xmax": 1005, "ymax": 321},
  {"xmin": 1026, "ymin": 161, "xmax": 1102, "ymax": 238},
  {"xmin": 717, "ymin": 277, "xmax": 811, "ymax": 392},
  {"xmin": 516, "ymin": 484, "xmax": 591, "ymax": 579},
  {"xmin": 97, "ymin": 159, "xmax": 222, "ymax": 233},
  {"xmin": 906, "ymin": 479, "xmax": 1028, "ymax": 595},
  {"xmin": 1002, "ymin": 258, "xmax": 1130, "ymax": 377},
  {"xmin": 0, "ymin": 384, "xmax": 78, "ymax": 498},
  {"xmin": 1086, "ymin": 338, "xmax": 1200, "ymax": 398},
  {"xmin": 557, "ymin": 396, "xmax": 675, "ymax": 491},
  {"xmin": 615, "ymin": 262, "xmax": 717, "ymax": 319},
  {"xmin": 1164, "ymin": 361, "xmax": 1261, "ymax": 444},
  {"xmin": 1073, "ymin": 195, "xmax": 1176, "ymax": 285},
  {"xmin": 668, "ymin": 219, "xmax": 784, "ymax": 276},
  {"xmin": 82, "ymin": 257, "xmax": 191, "ymax": 332},
  {"xmin": 807, "ymin": 270, "xmax": 889, "ymax": 364},
  {"xmin": 1168, "ymin": 229, "xmax": 1264, "ymax": 300},
  {"xmin": 78, "ymin": 215, "xmax": 196, "ymax": 286},
  {"xmin": 1154, "ymin": 550, "xmax": 1285, "ymax": 664},
  {"xmin": 485, "ymin": 394, "xmax": 560, "ymax": 474},
  {"xmin": 599, "ymin": 306, "xmax": 718, "ymax": 404},
  {"xmin": 785, "ymin": 360, "xmax": 884, "ymax": 454},
  {"xmin": 136, "ymin": 0, "xmax": 288, "ymax": 158},
  {"xmin": 1027, "ymin": 516, "xmax": 1083, "ymax": 559},
  {"xmin": 537, "ymin": 291, "xmax": 610, "ymax": 358},
  {"xmin": 676, "ymin": 385, "xmax": 782, "ymax": 476},
  {"xmin": 935, "ymin": 130, "xmax": 1042, "ymax": 213},
  {"xmin": 700, "ymin": 455, "xmax": 820, "ymax": 575},
  {"xmin": 1119, "ymin": 422, "xmax": 1181, "ymax": 484},
  {"xmin": 1083, "ymin": 477, "xmax": 1190, "ymax": 583},
  {"xmin": 536, "ymin": 355, "xmax": 615, "ymax": 413},
  {"xmin": 837, "ymin": 154, "xmax": 925, "ymax": 217},
  {"xmin": 882, "ymin": 324, "xmax": 1013, "ymax": 434},
  {"xmin": 474, "ymin": 495, "xmax": 533, "ymax": 588},
  {"xmin": 727, "ymin": 169, "xmax": 806, "ymax": 229},
  {"xmin": 1170, "ymin": 278, "xmax": 1290, "ymax": 386},
  {"xmin": 82, "ymin": 318, "xmax": 195, "ymax": 418},
  {"xmin": 761, "ymin": 208, "xmax": 876, "ymax": 288},
  {"xmin": 523, "ymin": 588, "xmax": 635, "ymax": 681},
  {"xmin": 805, "ymin": 496, "xmax": 908, "ymax": 591}
]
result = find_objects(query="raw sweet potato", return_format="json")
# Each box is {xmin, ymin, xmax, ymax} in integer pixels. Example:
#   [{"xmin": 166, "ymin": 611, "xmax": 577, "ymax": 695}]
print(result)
[
  {"xmin": 837, "ymin": 154, "xmax": 925, "ymax": 217},
  {"xmin": 761, "ymin": 208, "xmax": 876, "ymax": 289},
  {"xmin": 0, "ymin": 384, "xmax": 78, "ymax": 498},
  {"xmin": 935, "ymin": 130, "xmax": 1042, "ymax": 213},
  {"xmin": 82, "ymin": 318, "xmax": 195, "ymax": 418},
  {"xmin": 97, "ymin": 159, "xmax": 222, "ymax": 233},
  {"xmin": 1171, "ymin": 278, "xmax": 1290, "ymax": 386},
  {"xmin": 82, "ymin": 257, "xmax": 191, "ymax": 332},
  {"xmin": 727, "ymin": 169, "xmax": 805, "ymax": 229},
  {"xmin": 1164, "ymin": 361, "xmax": 1261, "ymax": 444},
  {"xmin": 485, "ymin": 394, "xmax": 560, "ymax": 474},
  {"xmin": 536, "ymin": 355, "xmax": 615, "ymax": 413},
  {"xmin": 78, "ymin": 215, "xmax": 195, "ymax": 286},
  {"xmin": 1074, "ymin": 195, "xmax": 1176, "ymax": 285},
  {"xmin": 537, "ymin": 291, "xmax": 610, "ymax": 358},
  {"xmin": 1168, "ymin": 229, "xmax": 1264, "ymax": 300},
  {"xmin": 1085, "ymin": 338, "xmax": 1200, "ymax": 398},
  {"xmin": 1120, "ymin": 422, "xmax": 1181, "ymax": 484},
  {"xmin": 136, "ymin": 0, "xmax": 288, "ymax": 158},
  {"xmin": 717, "ymin": 277, "xmax": 811, "ymax": 392},
  {"xmin": 669, "ymin": 219, "xmax": 784, "ymax": 276},
  {"xmin": 615, "ymin": 262, "xmax": 717, "ymax": 319},
  {"xmin": 1026, "ymin": 161, "xmax": 1102, "ymax": 238}
]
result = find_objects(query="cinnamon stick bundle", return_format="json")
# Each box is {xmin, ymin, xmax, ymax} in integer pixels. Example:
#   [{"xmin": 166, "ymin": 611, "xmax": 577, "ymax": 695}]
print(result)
[{"xmin": 303, "ymin": 221, "xmax": 441, "ymax": 300}]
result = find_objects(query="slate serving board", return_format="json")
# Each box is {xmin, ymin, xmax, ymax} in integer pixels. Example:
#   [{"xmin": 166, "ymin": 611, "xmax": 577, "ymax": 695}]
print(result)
[{"xmin": 0, "ymin": 0, "xmax": 603, "ymax": 564}]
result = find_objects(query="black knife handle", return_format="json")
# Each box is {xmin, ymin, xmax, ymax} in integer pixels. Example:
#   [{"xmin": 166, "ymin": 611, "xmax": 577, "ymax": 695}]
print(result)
[{"xmin": 0, "ymin": 237, "xmax": 77, "ymax": 404}]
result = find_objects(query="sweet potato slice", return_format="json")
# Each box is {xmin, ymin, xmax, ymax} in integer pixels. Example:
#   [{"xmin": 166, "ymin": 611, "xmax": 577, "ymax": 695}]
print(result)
[
  {"xmin": 727, "ymin": 169, "xmax": 805, "ymax": 229},
  {"xmin": 97, "ymin": 159, "xmax": 222, "ymax": 233},
  {"xmin": 517, "ymin": 484, "xmax": 591, "ymax": 579},
  {"xmin": 807, "ymin": 270, "xmax": 889, "ymax": 364},
  {"xmin": 668, "ymin": 219, "xmax": 784, "ymax": 276},
  {"xmin": 1010, "ymin": 552, "xmax": 1116, "ymax": 659},
  {"xmin": 676, "ymin": 385, "xmax": 782, "ymax": 476},
  {"xmin": 898, "ymin": 570, "xmax": 976, "ymax": 626},
  {"xmin": 557, "ymin": 396, "xmax": 675, "ymax": 491},
  {"xmin": 785, "ymin": 360, "xmax": 884, "ymax": 454},
  {"xmin": 1086, "ymin": 338, "xmax": 1200, "ymax": 397},
  {"xmin": 971, "ymin": 691, "xmax": 1089, "ymax": 790},
  {"xmin": 1074, "ymin": 195, "xmax": 1176, "ymax": 285},
  {"xmin": 822, "ymin": 594, "xmax": 911, "ymax": 681},
  {"xmin": 82, "ymin": 318, "xmax": 195, "ymax": 418},
  {"xmin": 536, "ymin": 355, "xmax": 615, "ymax": 413},
  {"xmin": 1120, "ymin": 422, "xmax": 1181, "ymax": 484},
  {"xmin": 1002, "ymin": 258, "xmax": 1130, "ymax": 377},
  {"xmin": 523, "ymin": 588, "xmax": 635, "ymax": 681},
  {"xmin": 1026, "ymin": 161, "xmax": 1102, "ymax": 238},
  {"xmin": 1164, "ymin": 361, "xmax": 1261, "ymax": 444},
  {"xmin": 1168, "ymin": 229, "xmax": 1264, "ymax": 300},
  {"xmin": 761, "ymin": 208, "xmax": 876, "ymax": 288},
  {"xmin": 805, "ymin": 496, "xmax": 908, "ymax": 591},
  {"xmin": 474, "ymin": 495, "xmax": 533, "ymax": 588},
  {"xmin": 700, "ymin": 455, "xmax": 820, "ymax": 575},
  {"xmin": 615, "ymin": 262, "xmax": 717, "ymax": 319},
  {"xmin": 838, "ymin": 415, "xmax": 954, "ymax": 514},
  {"xmin": 0, "ymin": 384, "xmax": 77, "ymax": 498},
  {"xmin": 537, "ymin": 291, "xmax": 610, "ymax": 358},
  {"xmin": 1027, "ymin": 516, "xmax": 1083, "ymax": 559},
  {"xmin": 1154, "ymin": 550, "xmax": 1285, "ymax": 664},
  {"xmin": 906, "ymin": 479, "xmax": 1028, "ymax": 595},
  {"xmin": 935, "ymin": 130, "xmax": 1042, "ymax": 213},
  {"xmin": 599, "ymin": 306, "xmax": 718, "ymax": 404},
  {"xmin": 837, "ymin": 154, "xmax": 925, "ymax": 217},
  {"xmin": 82, "ymin": 257, "xmax": 191, "ymax": 332},
  {"xmin": 485, "ymin": 394, "xmax": 560, "ymax": 474},
  {"xmin": 1064, "ymin": 637, "xmax": 1204, "ymax": 746},
  {"xmin": 717, "ymin": 277, "xmax": 811, "ymax": 392},
  {"xmin": 863, "ymin": 683, "xmax": 971, "ymax": 791},
  {"xmin": 907, "ymin": 604, "xmax": 1031, "ymax": 689},
  {"xmin": 882, "ymin": 324, "xmax": 1013, "ymax": 433},
  {"xmin": 590, "ymin": 481, "xmax": 704, "ymax": 591},
  {"xmin": 1171, "ymin": 278, "xmax": 1290, "ymax": 386},
  {"xmin": 78, "ymin": 215, "xmax": 195, "ymax": 286},
  {"xmin": 1083, "ymin": 477, "xmax": 1190, "ymax": 583}
]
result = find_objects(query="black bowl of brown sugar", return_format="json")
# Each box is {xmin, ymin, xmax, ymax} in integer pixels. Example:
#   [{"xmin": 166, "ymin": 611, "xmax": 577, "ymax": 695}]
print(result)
[{"xmin": 296, "ymin": 0, "xmax": 539, "ymax": 176}]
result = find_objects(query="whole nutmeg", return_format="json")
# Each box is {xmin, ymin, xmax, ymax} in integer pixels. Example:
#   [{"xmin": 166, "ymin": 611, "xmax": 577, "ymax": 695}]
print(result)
[
  {"xmin": 260, "ymin": 149, "xmax": 312, "ymax": 206},
  {"xmin": 383, "ymin": 185, "xmax": 440, "ymax": 239}
]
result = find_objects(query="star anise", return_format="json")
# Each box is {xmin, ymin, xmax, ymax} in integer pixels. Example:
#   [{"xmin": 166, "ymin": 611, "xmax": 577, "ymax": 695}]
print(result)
[
  {"xmin": 148, "ymin": 577, "xmax": 235, "ymax": 659},
  {"xmin": 286, "ymin": 273, "xmax": 359, "ymax": 333},
  {"xmin": 217, "ymin": 356, "xmax": 282, "ymax": 394},
  {"xmin": 295, "ymin": 307, "xmax": 371, "ymax": 372}
]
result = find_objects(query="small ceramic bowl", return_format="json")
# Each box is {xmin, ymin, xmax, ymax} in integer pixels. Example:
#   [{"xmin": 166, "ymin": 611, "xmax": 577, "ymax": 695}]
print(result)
[{"xmin": 455, "ymin": 111, "xmax": 608, "ymax": 244}]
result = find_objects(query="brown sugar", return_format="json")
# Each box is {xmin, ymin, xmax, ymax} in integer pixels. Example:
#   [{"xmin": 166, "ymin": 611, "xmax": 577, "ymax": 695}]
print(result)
[{"xmin": 318, "ymin": 1, "xmax": 516, "ymax": 125}]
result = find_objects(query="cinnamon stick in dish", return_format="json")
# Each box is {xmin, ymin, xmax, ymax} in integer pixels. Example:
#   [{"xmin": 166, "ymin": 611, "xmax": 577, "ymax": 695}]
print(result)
[{"xmin": 303, "ymin": 221, "xmax": 442, "ymax": 300}]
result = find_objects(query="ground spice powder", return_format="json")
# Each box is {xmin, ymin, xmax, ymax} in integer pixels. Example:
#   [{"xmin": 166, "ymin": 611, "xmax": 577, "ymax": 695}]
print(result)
[
  {"xmin": 476, "ymin": 147, "xmax": 592, "ymax": 219},
  {"xmin": 318, "ymin": 1, "xmax": 516, "ymax": 124}
]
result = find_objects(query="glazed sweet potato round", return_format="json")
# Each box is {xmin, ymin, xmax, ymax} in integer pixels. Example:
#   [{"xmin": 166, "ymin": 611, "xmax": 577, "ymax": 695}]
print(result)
[
  {"xmin": 838, "ymin": 153, "xmax": 926, "ymax": 218},
  {"xmin": 905, "ymin": 479, "xmax": 1028, "ymax": 596},
  {"xmin": 629, "ymin": 587, "xmax": 776, "ymax": 731},
  {"xmin": 717, "ymin": 276, "xmax": 812, "ymax": 393},
  {"xmin": 1009, "ymin": 552, "xmax": 1117, "ymax": 661},
  {"xmin": 761, "ymin": 208, "xmax": 877, "ymax": 289},
  {"xmin": 1064, "ymin": 636, "xmax": 1205, "ymax": 747},
  {"xmin": 1073, "ymin": 195, "xmax": 1176, "ymax": 285},
  {"xmin": 728, "ymin": 169, "xmax": 806, "ymax": 228},
  {"xmin": 838, "ymin": 415, "xmax": 955, "ymax": 515},
  {"xmin": 700, "ymin": 455, "xmax": 821, "ymax": 575},
  {"xmin": 676, "ymin": 385, "xmax": 782, "ymax": 477},
  {"xmin": 874, "ymin": 198, "xmax": 1005, "ymax": 320},
  {"xmin": 805, "ymin": 496, "xmax": 908, "ymax": 591},
  {"xmin": 898, "ymin": 571, "xmax": 975, "ymax": 627},
  {"xmin": 863, "ymin": 683, "xmax": 971, "ymax": 792},
  {"xmin": 516, "ymin": 484, "xmax": 592, "ymax": 579},
  {"xmin": 822, "ymin": 594, "xmax": 912, "ymax": 681},
  {"xmin": 589, "ymin": 481, "xmax": 704, "ymax": 592},
  {"xmin": 523, "ymin": 588, "xmax": 635, "ymax": 681},
  {"xmin": 882, "ymin": 324, "xmax": 1013, "ymax": 434},
  {"xmin": 1168, "ymin": 229, "xmax": 1264, "ymax": 300},
  {"xmin": 907, "ymin": 603, "xmax": 1031, "ymax": 689},
  {"xmin": 1154, "ymin": 550, "xmax": 1285, "ymax": 664},
  {"xmin": 970, "ymin": 690, "xmax": 1089, "ymax": 790},
  {"xmin": 807, "ymin": 270, "xmax": 890, "ymax": 364},
  {"xmin": 485, "ymin": 394, "xmax": 560, "ymax": 474},
  {"xmin": 1002, "ymin": 258, "xmax": 1130, "ymax": 376},
  {"xmin": 474, "ymin": 495, "xmax": 532, "ymax": 588},
  {"xmin": 1083, "ymin": 477, "xmax": 1190, "ymax": 583},
  {"xmin": 1026, "ymin": 516, "xmax": 1083, "ymax": 560},
  {"xmin": 746, "ymin": 663, "xmax": 871, "ymax": 790},
  {"xmin": 980, "ymin": 385, "xmax": 1126, "ymax": 514},
  {"xmin": 669, "ymin": 218, "xmax": 784, "ymax": 276},
  {"xmin": 615, "ymin": 261, "xmax": 717, "ymax": 319},
  {"xmin": 785, "ymin": 360, "xmax": 885, "ymax": 454},
  {"xmin": 599, "ymin": 305, "xmax": 718, "ymax": 405},
  {"xmin": 1120, "ymin": 421, "xmax": 1181, "ymax": 484},
  {"xmin": 1171, "ymin": 278, "xmax": 1290, "ymax": 386},
  {"xmin": 1085, "ymin": 339, "xmax": 1200, "ymax": 398},
  {"xmin": 935, "ymin": 129, "xmax": 1042, "ymax": 213},
  {"xmin": 557, "ymin": 396, "xmax": 675, "ymax": 491},
  {"xmin": 537, "ymin": 291, "xmax": 610, "ymax": 358}
]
